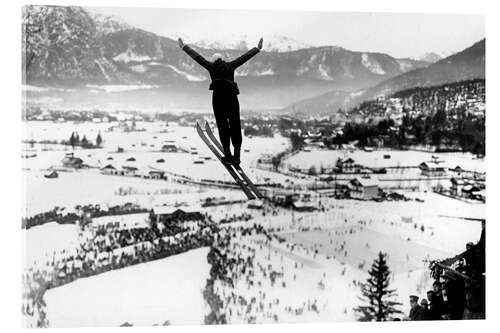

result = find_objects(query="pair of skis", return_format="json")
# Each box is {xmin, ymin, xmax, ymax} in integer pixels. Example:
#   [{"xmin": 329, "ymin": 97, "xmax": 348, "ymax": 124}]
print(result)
[{"xmin": 195, "ymin": 121, "xmax": 264, "ymax": 200}]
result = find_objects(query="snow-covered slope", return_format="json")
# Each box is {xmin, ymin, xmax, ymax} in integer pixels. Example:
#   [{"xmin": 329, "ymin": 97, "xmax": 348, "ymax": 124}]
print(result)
[{"xmin": 44, "ymin": 247, "xmax": 210, "ymax": 327}]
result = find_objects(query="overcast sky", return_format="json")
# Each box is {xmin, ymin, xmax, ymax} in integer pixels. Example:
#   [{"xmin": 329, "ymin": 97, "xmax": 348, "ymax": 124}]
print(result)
[{"xmin": 87, "ymin": 7, "xmax": 484, "ymax": 58}]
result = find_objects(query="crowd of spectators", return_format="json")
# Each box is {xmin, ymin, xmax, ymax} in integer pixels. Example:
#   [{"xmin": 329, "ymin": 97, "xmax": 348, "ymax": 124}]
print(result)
[
  {"xmin": 23, "ymin": 200, "xmax": 486, "ymax": 326},
  {"xmin": 203, "ymin": 223, "xmax": 330, "ymax": 324},
  {"xmin": 217, "ymin": 212, "xmax": 253, "ymax": 225},
  {"xmin": 406, "ymin": 221, "xmax": 485, "ymax": 321},
  {"xmin": 22, "ymin": 214, "xmax": 217, "ymax": 327},
  {"xmin": 22, "ymin": 203, "xmax": 148, "ymax": 229}
]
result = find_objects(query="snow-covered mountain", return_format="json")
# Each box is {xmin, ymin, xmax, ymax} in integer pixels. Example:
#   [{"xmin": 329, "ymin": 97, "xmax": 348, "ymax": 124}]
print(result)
[
  {"xmin": 23, "ymin": 5, "xmax": 427, "ymax": 86},
  {"xmin": 90, "ymin": 12, "xmax": 132, "ymax": 36},
  {"xmin": 284, "ymin": 39, "xmax": 485, "ymax": 115},
  {"xmin": 22, "ymin": 5, "xmax": 431, "ymax": 110},
  {"xmin": 192, "ymin": 34, "xmax": 311, "ymax": 52},
  {"xmin": 414, "ymin": 52, "xmax": 444, "ymax": 64}
]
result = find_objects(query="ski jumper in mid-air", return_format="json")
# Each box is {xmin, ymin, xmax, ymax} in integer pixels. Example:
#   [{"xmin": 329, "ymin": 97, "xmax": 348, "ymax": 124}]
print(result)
[{"xmin": 179, "ymin": 37, "xmax": 263, "ymax": 165}]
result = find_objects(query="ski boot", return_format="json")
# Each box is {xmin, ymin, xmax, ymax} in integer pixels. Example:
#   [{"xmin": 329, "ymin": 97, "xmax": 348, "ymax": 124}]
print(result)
[
  {"xmin": 232, "ymin": 149, "xmax": 241, "ymax": 166},
  {"xmin": 221, "ymin": 151, "xmax": 233, "ymax": 165}
]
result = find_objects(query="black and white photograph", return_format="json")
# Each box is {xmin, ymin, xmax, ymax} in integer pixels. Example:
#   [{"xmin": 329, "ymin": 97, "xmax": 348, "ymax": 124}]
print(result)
[{"xmin": 19, "ymin": 2, "xmax": 487, "ymax": 328}]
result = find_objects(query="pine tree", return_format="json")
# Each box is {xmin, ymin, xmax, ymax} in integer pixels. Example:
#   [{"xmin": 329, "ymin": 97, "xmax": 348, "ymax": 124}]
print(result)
[
  {"xmin": 96, "ymin": 132, "xmax": 102, "ymax": 147},
  {"xmin": 69, "ymin": 132, "xmax": 76, "ymax": 149},
  {"xmin": 81, "ymin": 135, "xmax": 88, "ymax": 147},
  {"xmin": 354, "ymin": 252, "xmax": 403, "ymax": 321}
]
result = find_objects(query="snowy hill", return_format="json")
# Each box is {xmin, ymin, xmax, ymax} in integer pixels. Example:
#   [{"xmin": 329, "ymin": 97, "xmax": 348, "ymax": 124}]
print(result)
[{"xmin": 44, "ymin": 248, "xmax": 210, "ymax": 327}]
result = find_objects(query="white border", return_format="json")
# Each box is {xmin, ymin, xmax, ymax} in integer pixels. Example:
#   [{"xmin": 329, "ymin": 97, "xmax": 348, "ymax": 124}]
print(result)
[{"xmin": 1, "ymin": 1, "xmax": 498, "ymax": 333}]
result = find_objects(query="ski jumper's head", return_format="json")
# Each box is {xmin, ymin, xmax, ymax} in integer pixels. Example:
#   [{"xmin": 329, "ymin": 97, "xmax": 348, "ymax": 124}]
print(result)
[{"xmin": 211, "ymin": 53, "xmax": 223, "ymax": 62}]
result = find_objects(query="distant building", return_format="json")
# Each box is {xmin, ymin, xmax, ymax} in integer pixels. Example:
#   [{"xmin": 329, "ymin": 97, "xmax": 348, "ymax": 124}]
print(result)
[
  {"xmin": 161, "ymin": 144, "xmax": 178, "ymax": 152},
  {"xmin": 461, "ymin": 184, "xmax": 483, "ymax": 200},
  {"xmin": 121, "ymin": 166, "xmax": 138, "ymax": 176},
  {"xmin": 61, "ymin": 153, "xmax": 83, "ymax": 168},
  {"xmin": 336, "ymin": 157, "xmax": 356, "ymax": 173},
  {"xmin": 419, "ymin": 162, "xmax": 446, "ymax": 177},
  {"xmin": 450, "ymin": 177, "xmax": 466, "ymax": 196},
  {"xmin": 151, "ymin": 205, "xmax": 203, "ymax": 224},
  {"xmin": 101, "ymin": 164, "xmax": 118, "ymax": 175},
  {"xmin": 348, "ymin": 177, "xmax": 379, "ymax": 200},
  {"xmin": 269, "ymin": 191, "xmax": 300, "ymax": 207},
  {"xmin": 148, "ymin": 170, "xmax": 165, "ymax": 179},
  {"xmin": 450, "ymin": 166, "xmax": 465, "ymax": 175}
]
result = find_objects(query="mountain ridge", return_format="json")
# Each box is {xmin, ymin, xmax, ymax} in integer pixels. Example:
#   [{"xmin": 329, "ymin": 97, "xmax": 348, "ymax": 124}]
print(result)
[
  {"xmin": 25, "ymin": 5, "xmax": 481, "ymax": 111},
  {"xmin": 282, "ymin": 39, "xmax": 485, "ymax": 116},
  {"xmin": 23, "ymin": 6, "xmax": 428, "ymax": 85}
]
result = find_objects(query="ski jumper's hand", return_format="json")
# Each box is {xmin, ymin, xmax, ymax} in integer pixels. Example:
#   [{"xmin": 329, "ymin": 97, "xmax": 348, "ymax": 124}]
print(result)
[
  {"xmin": 230, "ymin": 40, "xmax": 262, "ymax": 69},
  {"xmin": 178, "ymin": 38, "xmax": 184, "ymax": 49}
]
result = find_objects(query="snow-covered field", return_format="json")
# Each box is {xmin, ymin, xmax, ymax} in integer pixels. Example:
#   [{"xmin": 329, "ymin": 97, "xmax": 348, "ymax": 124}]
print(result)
[
  {"xmin": 44, "ymin": 247, "xmax": 210, "ymax": 327},
  {"xmin": 280, "ymin": 226, "xmax": 451, "ymax": 273},
  {"xmin": 22, "ymin": 120, "xmax": 485, "ymax": 326},
  {"xmin": 23, "ymin": 169, "xmax": 223, "ymax": 216},
  {"xmin": 285, "ymin": 148, "xmax": 484, "ymax": 173},
  {"xmin": 22, "ymin": 121, "xmax": 293, "ymax": 215}
]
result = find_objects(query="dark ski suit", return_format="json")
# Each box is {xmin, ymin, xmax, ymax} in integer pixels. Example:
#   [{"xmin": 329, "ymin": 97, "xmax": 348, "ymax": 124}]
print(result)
[{"xmin": 182, "ymin": 45, "xmax": 260, "ymax": 160}]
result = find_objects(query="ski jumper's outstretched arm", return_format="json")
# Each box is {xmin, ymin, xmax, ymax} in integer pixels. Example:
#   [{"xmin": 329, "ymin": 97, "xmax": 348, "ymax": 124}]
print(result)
[
  {"xmin": 179, "ymin": 38, "xmax": 212, "ymax": 71},
  {"xmin": 230, "ymin": 38, "xmax": 264, "ymax": 68},
  {"xmin": 230, "ymin": 48, "xmax": 260, "ymax": 68}
]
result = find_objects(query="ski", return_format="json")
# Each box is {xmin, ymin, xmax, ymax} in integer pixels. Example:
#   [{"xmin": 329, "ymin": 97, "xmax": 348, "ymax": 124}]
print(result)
[
  {"xmin": 195, "ymin": 122, "xmax": 255, "ymax": 200},
  {"xmin": 204, "ymin": 121, "xmax": 265, "ymax": 199}
]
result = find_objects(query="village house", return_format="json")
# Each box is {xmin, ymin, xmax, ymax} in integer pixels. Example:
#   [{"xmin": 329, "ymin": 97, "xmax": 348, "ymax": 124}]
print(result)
[
  {"xmin": 461, "ymin": 184, "xmax": 483, "ymax": 201},
  {"xmin": 150, "ymin": 204, "xmax": 204, "ymax": 225},
  {"xmin": 419, "ymin": 162, "xmax": 446, "ymax": 177},
  {"xmin": 161, "ymin": 144, "xmax": 178, "ymax": 153},
  {"xmin": 449, "ymin": 166, "xmax": 485, "ymax": 182},
  {"xmin": 121, "ymin": 165, "xmax": 139, "ymax": 177},
  {"xmin": 268, "ymin": 191, "xmax": 300, "ymax": 207},
  {"xmin": 61, "ymin": 153, "xmax": 83, "ymax": 168},
  {"xmin": 257, "ymin": 154, "xmax": 274, "ymax": 164},
  {"xmin": 450, "ymin": 177, "xmax": 466, "ymax": 196},
  {"xmin": 348, "ymin": 177, "xmax": 379, "ymax": 200},
  {"xmin": 336, "ymin": 157, "xmax": 356, "ymax": 173},
  {"xmin": 449, "ymin": 166, "xmax": 465, "ymax": 176},
  {"xmin": 148, "ymin": 170, "xmax": 166, "ymax": 179},
  {"xmin": 101, "ymin": 164, "xmax": 118, "ymax": 175}
]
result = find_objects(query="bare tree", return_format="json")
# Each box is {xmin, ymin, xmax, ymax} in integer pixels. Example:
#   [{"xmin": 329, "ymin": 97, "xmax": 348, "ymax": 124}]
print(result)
[{"xmin": 22, "ymin": 5, "xmax": 48, "ymax": 73}]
